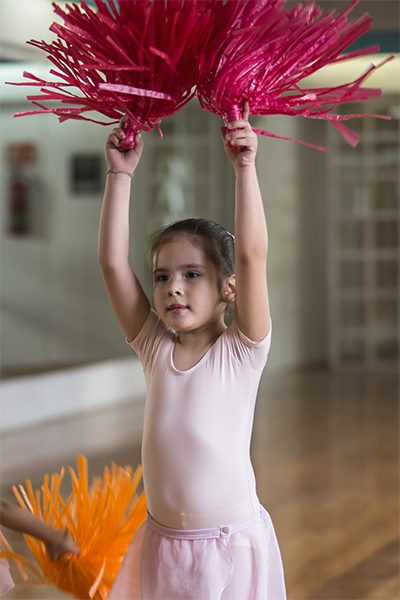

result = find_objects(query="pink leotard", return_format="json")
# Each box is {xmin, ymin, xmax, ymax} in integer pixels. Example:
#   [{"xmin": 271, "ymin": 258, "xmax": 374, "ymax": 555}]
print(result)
[{"xmin": 129, "ymin": 309, "xmax": 271, "ymax": 530}]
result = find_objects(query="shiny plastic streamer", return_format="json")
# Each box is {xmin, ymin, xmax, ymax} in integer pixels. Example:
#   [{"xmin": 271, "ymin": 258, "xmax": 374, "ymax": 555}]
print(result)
[
  {"xmin": 7, "ymin": 0, "xmax": 393, "ymax": 152},
  {"xmin": 9, "ymin": 0, "xmax": 217, "ymax": 150},
  {"xmin": 0, "ymin": 455, "xmax": 146, "ymax": 600},
  {"xmin": 196, "ymin": 0, "xmax": 393, "ymax": 151}
]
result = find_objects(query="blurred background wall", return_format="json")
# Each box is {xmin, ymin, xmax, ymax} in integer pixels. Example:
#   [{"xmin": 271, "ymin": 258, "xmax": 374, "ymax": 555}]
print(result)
[{"xmin": 0, "ymin": 0, "xmax": 399, "ymax": 429}]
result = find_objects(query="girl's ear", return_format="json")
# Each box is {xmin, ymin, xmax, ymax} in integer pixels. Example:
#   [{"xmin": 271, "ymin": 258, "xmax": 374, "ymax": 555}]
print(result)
[{"xmin": 222, "ymin": 274, "xmax": 236, "ymax": 304}]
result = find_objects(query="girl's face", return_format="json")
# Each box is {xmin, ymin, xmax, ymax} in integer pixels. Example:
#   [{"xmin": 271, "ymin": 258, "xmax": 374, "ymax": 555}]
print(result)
[{"xmin": 152, "ymin": 235, "xmax": 228, "ymax": 333}]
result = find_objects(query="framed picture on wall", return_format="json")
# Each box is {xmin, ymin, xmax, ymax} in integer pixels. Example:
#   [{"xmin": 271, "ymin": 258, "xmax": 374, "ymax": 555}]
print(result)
[{"xmin": 70, "ymin": 154, "xmax": 102, "ymax": 194}]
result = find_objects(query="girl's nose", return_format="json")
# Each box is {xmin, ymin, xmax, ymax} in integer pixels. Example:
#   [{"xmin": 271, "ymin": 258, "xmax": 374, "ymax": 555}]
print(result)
[
  {"xmin": 168, "ymin": 279, "xmax": 182, "ymax": 296},
  {"xmin": 168, "ymin": 287, "xmax": 181, "ymax": 296}
]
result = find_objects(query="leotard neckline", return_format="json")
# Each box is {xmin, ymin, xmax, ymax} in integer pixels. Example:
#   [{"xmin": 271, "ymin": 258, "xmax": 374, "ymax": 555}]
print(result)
[{"xmin": 169, "ymin": 334, "xmax": 223, "ymax": 375}]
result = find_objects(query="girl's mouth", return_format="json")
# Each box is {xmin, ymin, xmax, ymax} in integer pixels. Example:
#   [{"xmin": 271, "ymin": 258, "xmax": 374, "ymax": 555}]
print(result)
[{"xmin": 168, "ymin": 304, "xmax": 186, "ymax": 314}]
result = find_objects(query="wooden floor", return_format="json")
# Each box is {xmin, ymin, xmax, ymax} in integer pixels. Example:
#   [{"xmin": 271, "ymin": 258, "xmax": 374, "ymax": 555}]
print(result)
[{"xmin": 1, "ymin": 368, "xmax": 399, "ymax": 600}]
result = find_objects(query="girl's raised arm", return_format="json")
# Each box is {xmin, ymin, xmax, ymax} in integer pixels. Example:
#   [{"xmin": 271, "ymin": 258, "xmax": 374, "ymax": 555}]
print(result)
[
  {"xmin": 223, "ymin": 103, "xmax": 270, "ymax": 341},
  {"xmin": 99, "ymin": 117, "xmax": 150, "ymax": 342}
]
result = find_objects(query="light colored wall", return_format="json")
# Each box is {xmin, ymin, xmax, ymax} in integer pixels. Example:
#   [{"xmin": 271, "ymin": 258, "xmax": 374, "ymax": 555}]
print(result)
[
  {"xmin": 255, "ymin": 115, "xmax": 328, "ymax": 371},
  {"xmin": 0, "ymin": 0, "xmax": 63, "ymax": 61}
]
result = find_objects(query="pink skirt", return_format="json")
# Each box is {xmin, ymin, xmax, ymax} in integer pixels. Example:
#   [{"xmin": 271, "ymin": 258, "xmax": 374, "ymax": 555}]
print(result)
[
  {"xmin": 109, "ymin": 505, "xmax": 286, "ymax": 600},
  {"xmin": 0, "ymin": 557, "xmax": 15, "ymax": 598}
]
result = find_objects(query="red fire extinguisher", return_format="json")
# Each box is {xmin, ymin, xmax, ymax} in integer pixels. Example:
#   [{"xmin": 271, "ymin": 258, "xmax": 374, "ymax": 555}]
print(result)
[{"xmin": 8, "ymin": 172, "xmax": 30, "ymax": 235}]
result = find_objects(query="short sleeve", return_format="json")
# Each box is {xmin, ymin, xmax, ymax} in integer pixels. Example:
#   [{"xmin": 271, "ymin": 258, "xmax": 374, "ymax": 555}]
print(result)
[
  {"xmin": 127, "ymin": 309, "xmax": 171, "ymax": 369},
  {"xmin": 224, "ymin": 319, "xmax": 272, "ymax": 371}
]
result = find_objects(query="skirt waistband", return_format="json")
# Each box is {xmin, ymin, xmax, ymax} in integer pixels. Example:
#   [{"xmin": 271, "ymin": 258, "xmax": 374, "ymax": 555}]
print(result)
[{"xmin": 147, "ymin": 507, "xmax": 262, "ymax": 540}]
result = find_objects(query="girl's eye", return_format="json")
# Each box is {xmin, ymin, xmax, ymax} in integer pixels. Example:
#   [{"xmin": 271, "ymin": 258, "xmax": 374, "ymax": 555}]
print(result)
[
  {"xmin": 155, "ymin": 274, "xmax": 168, "ymax": 282},
  {"xmin": 186, "ymin": 271, "xmax": 199, "ymax": 279}
]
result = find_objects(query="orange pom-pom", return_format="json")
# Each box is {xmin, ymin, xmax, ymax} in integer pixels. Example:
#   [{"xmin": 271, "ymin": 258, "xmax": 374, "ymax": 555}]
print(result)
[{"xmin": 0, "ymin": 455, "xmax": 146, "ymax": 599}]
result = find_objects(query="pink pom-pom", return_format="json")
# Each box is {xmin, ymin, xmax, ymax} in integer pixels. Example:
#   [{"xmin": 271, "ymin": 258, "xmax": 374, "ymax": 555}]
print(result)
[
  {"xmin": 7, "ymin": 0, "xmax": 393, "ymax": 153},
  {"xmin": 197, "ymin": 0, "xmax": 393, "ymax": 151},
  {"xmin": 8, "ymin": 0, "xmax": 217, "ymax": 141}
]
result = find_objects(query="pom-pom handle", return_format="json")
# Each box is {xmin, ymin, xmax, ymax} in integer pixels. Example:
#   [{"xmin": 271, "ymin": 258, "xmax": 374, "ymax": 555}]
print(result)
[
  {"xmin": 223, "ymin": 106, "xmax": 243, "ymax": 154},
  {"xmin": 119, "ymin": 120, "xmax": 140, "ymax": 152}
]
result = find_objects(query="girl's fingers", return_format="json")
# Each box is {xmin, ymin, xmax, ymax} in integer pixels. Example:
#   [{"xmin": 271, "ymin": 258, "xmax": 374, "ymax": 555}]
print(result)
[
  {"xmin": 112, "ymin": 127, "xmax": 126, "ymax": 139},
  {"xmin": 225, "ymin": 130, "xmax": 256, "ymax": 146},
  {"xmin": 108, "ymin": 133, "xmax": 122, "ymax": 148},
  {"xmin": 135, "ymin": 132, "xmax": 143, "ymax": 149},
  {"xmin": 226, "ymin": 119, "xmax": 252, "ymax": 132},
  {"xmin": 107, "ymin": 128, "xmax": 126, "ymax": 148},
  {"xmin": 226, "ymin": 120, "xmax": 243, "ymax": 130},
  {"xmin": 119, "ymin": 114, "xmax": 129, "ymax": 128},
  {"xmin": 230, "ymin": 140, "xmax": 256, "ymax": 151},
  {"xmin": 242, "ymin": 101, "xmax": 250, "ymax": 121}
]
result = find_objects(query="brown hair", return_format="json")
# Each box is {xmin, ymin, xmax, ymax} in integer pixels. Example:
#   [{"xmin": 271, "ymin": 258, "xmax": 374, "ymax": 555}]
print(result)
[{"xmin": 149, "ymin": 218, "xmax": 235, "ymax": 286}]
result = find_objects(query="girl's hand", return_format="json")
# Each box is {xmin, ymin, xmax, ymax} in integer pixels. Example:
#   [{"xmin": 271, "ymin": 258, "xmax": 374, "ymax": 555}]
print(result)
[
  {"xmin": 45, "ymin": 528, "xmax": 80, "ymax": 562},
  {"xmin": 221, "ymin": 103, "xmax": 258, "ymax": 170},
  {"xmin": 105, "ymin": 115, "xmax": 144, "ymax": 174}
]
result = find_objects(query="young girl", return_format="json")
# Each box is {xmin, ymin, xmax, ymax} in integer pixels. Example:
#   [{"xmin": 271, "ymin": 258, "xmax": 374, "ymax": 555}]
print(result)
[{"xmin": 99, "ymin": 104, "xmax": 286, "ymax": 599}]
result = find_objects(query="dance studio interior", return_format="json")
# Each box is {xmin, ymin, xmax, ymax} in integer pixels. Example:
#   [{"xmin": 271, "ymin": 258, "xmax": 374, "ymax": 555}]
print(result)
[{"xmin": 0, "ymin": 0, "xmax": 399, "ymax": 598}]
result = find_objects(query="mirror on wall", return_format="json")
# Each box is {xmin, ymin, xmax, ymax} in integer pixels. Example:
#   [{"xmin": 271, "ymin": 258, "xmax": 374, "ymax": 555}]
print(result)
[{"xmin": 0, "ymin": 93, "xmax": 234, "ymax": 378}]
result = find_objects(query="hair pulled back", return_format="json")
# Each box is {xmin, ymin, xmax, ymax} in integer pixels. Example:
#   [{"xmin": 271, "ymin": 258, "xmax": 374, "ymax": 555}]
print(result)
[{"xmin": 149, "ymin": 218, "xmax": 235, "ymax": 284}]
